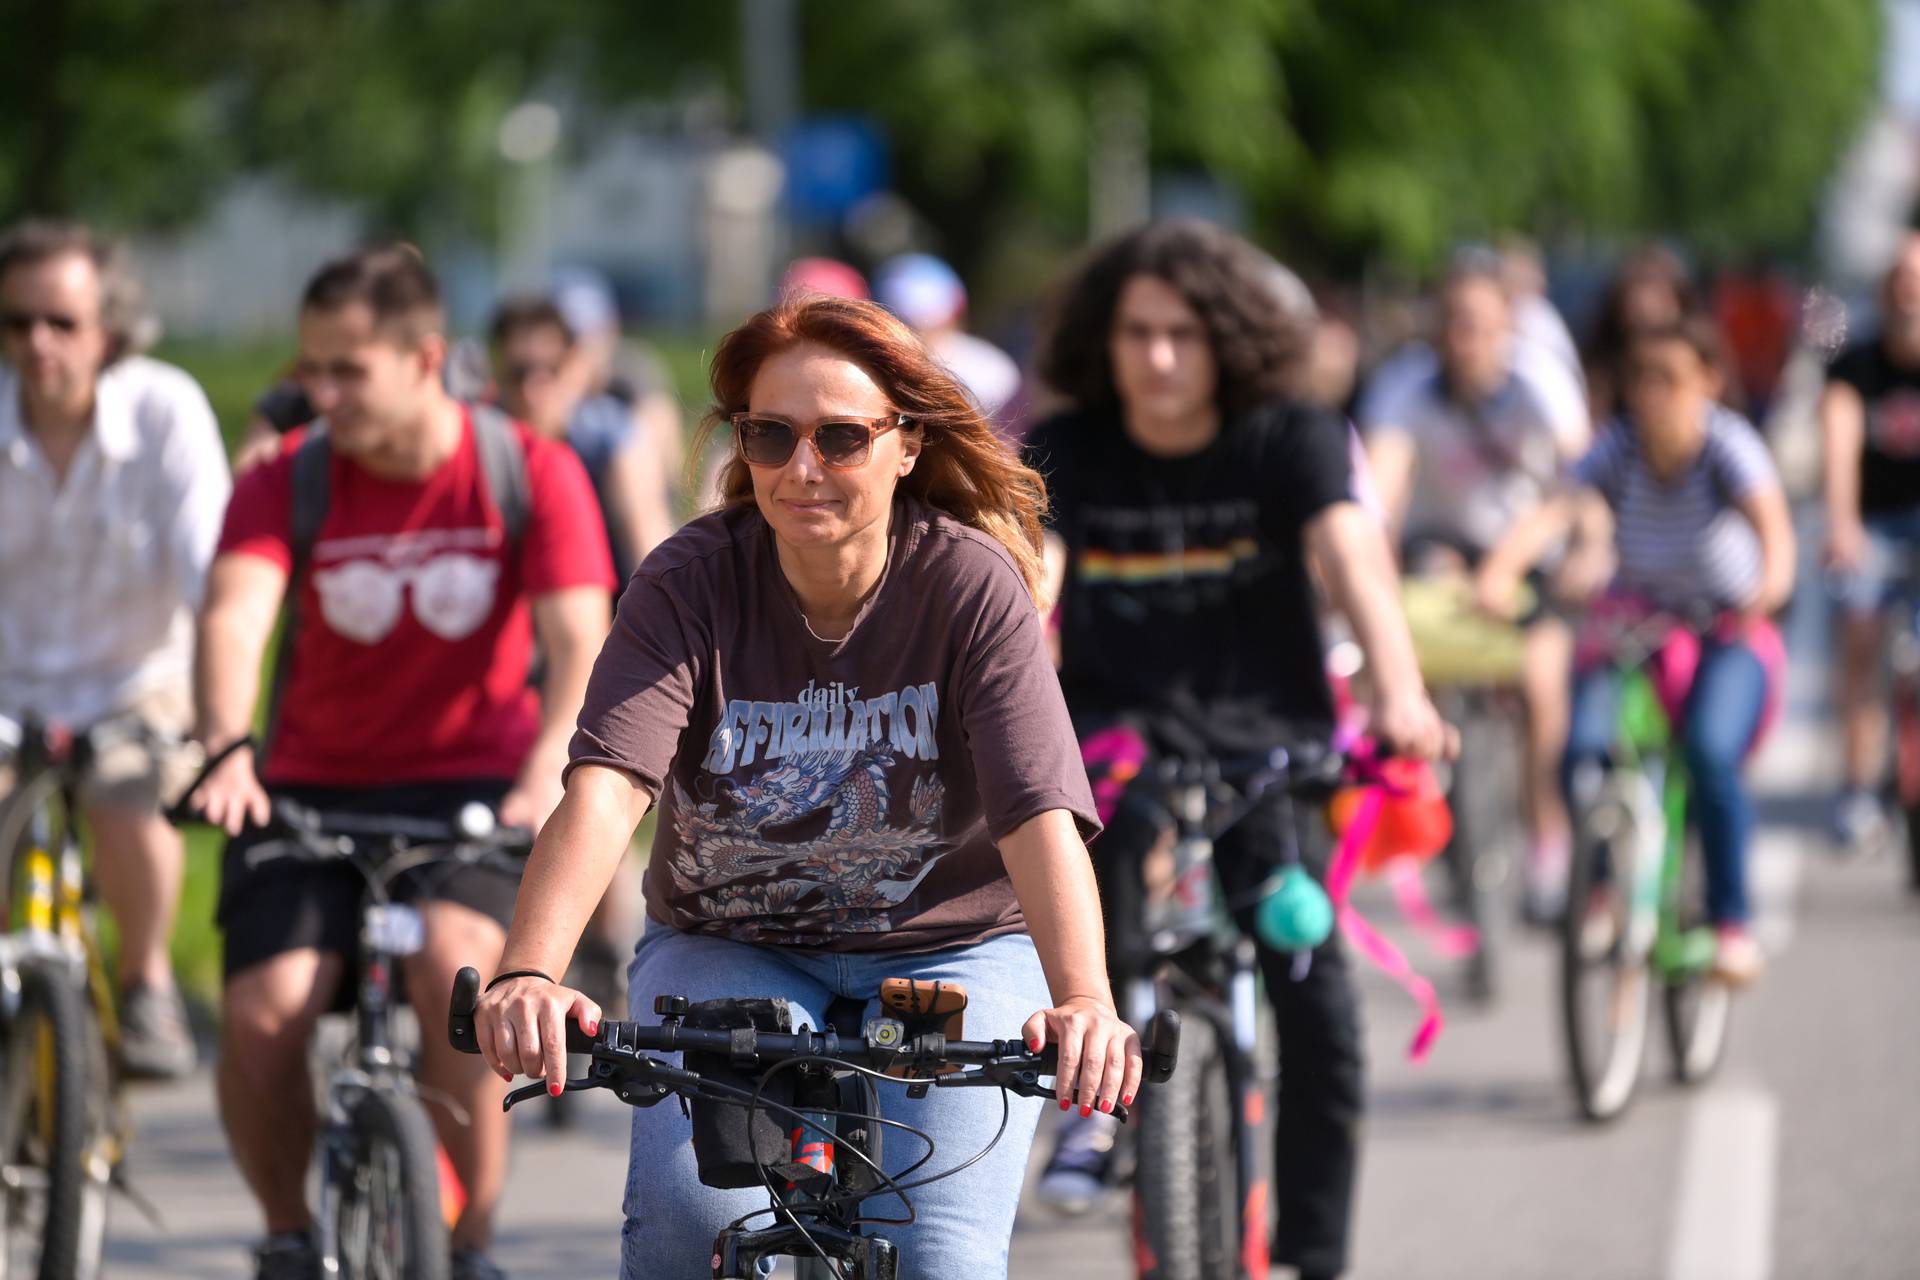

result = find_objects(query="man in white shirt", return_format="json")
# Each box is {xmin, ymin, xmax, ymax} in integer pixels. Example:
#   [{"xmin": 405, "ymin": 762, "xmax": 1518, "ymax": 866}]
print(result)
[
  {"xmin": 1362, "ymin": 255, "xmax": 1594, "ymax": 922},
  {"xmin": 0, "ymin": 221, "xmax": 231, "ymax": 1077}
]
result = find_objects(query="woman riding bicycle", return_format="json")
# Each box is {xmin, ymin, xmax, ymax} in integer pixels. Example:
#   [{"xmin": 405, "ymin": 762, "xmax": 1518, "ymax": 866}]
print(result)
[
  {"xmin": 472, "ymin": 294, "xmax": 1133, "ymax": 1278},
  {"xmin": 1476, "ymin": 315, "xmax": 1796, "ymax": 986}
]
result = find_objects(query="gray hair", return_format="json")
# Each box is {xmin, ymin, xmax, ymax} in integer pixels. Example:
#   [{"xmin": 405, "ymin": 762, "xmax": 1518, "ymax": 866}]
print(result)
[{"xmin": 0, "ymin": 219, "xmax": 157, "ymax": 362}]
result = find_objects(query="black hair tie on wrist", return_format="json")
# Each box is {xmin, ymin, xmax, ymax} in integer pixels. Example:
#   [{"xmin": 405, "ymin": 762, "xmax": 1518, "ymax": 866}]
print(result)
[{"xmin": 485, "ymin": 969, "xmax": 555, "ymax": 993}]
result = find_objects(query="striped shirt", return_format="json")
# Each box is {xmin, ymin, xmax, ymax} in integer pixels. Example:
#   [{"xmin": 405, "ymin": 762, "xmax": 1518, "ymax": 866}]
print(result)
[{"xmin": 1573, "ymin": 406, "xmax": 1776, "ymax": 610}]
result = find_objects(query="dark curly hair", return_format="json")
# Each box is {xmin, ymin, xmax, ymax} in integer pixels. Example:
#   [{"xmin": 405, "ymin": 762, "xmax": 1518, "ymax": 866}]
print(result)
[{"xmin": 1037, "ymin": 219, "xmax": 1309, "ymax": 421}]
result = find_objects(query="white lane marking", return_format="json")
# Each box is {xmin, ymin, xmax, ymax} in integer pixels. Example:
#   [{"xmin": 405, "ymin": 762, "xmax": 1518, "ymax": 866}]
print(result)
[{"xmin": 1666, "ymin": 1083, "xmax": 1780, "ymax": 1280}]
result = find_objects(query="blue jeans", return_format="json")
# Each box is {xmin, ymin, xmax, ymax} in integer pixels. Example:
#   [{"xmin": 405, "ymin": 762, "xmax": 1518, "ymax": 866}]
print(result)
[
  {"xmin": 618, "ymin": 925, "xmax": 1050, "ymax": 1279},
  {"xmin": 1562, "ymin": 639, "xmax": 1766, "ymax": 924}
]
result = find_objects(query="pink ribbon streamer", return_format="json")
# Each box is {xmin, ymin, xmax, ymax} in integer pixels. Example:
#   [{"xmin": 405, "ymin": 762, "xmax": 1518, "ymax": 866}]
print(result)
[{"xmin": 1326, "ymin": 760, "xmax": 1447, "ymax": 1062}]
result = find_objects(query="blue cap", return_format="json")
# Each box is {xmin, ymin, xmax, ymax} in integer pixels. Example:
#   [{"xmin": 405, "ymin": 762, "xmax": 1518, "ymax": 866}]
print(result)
[{"xmin": 874, "ymin": 254, "xmax": 966, "ymax": 329}]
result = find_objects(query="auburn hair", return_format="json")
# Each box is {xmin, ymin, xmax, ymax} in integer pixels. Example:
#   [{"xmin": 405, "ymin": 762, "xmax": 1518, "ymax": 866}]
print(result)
[{"xmin": 690, "ymin": 295, "xmax": 1051, "ymax": 607}]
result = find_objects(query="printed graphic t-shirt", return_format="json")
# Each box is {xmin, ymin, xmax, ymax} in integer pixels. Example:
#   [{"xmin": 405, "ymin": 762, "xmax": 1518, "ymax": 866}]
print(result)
[
  {"xmin": 567, "ymin": 494, "xmax": 1099, "ymax": 953},
  {"xmin": 1826, "ymin": 336, "xmax": 1920, "ymax": 514},
  {"xmin": 1025, "ymin": 401, "xmax": 1354, "ymax": 754},
  {"xmin": 218, "ymin": 408, "xmax": 614, "ymax": 786}
]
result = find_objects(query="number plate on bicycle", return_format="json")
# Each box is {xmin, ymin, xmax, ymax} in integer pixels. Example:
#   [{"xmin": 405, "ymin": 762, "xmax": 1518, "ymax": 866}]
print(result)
[{"xmin": 362, "ymin": 903, "xmax": 426, "ymax": 956}]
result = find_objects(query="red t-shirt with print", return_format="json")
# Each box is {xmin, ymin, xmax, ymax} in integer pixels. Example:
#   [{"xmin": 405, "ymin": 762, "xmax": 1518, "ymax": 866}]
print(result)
[{"xmin": 218, "ymin": 408, "xmax": 615, "ymax": 786}]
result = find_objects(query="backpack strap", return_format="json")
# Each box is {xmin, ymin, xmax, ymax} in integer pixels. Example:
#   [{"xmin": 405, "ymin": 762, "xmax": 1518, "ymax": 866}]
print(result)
[
  {"xmin": 267, "ymin": 423, "xmax": 335, "ymax": 758},
  {"xmin": 287, "ymin": 421, "xmax": 333, "ymax": 581},
  {"xmin": 469, "ymin": 401, "xmax": 531, "ymax": 549}
]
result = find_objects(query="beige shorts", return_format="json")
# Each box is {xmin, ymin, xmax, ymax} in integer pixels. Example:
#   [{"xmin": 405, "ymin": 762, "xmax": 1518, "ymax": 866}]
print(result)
[{"xmin": 79, "ymin": 682, "xmax": 201, "ymax": 814}]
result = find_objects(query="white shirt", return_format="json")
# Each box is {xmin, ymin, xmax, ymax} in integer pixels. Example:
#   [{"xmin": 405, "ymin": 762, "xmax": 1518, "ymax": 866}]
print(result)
[
  {"xmin": 929, "ymin": 330, "xmax": 1022, "ymax": 420},
  {"xmin": 1359, "ymin": 342, "xmax": 1590, "ymax": 553},
  {"xmin": 0, "ymin": 356, "xmax": 231, "ymax": 725}
]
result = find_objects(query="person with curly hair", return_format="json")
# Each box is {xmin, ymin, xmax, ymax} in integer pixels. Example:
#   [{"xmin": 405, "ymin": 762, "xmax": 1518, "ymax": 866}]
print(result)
[{"xmin": 1025, "ymin": 219, "xmax": 1452, "ymax": 1280}]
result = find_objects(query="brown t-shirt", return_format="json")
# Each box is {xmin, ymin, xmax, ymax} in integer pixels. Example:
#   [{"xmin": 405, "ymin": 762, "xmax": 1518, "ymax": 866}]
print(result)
[{"xmin": 567, "ymin": 493, "xmax": 1099, "ymax": 952}]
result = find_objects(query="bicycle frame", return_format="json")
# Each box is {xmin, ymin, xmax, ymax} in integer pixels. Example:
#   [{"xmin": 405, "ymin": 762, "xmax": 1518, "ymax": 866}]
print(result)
[
  {"xmin": 1595, "ymin": 663, "xmax": 1717, "ymax": 982},
  {"xmin": 1117, "ymin": 750, "xmax": 1328, "ymax": 1280}
]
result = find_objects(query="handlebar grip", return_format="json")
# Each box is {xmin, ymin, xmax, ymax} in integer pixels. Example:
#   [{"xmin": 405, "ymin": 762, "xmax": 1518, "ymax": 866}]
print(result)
[
  {"xmin": 1145, "ymin": 1008, "xmax": 1181, "ymax": 1084},
  {"xmin": 566, "ymin": 1019, "xmax": 598, "ymax": 1054},
  {"xmin": 449, "ymin": 967, "xmax": 481, "ymax": 1054}
]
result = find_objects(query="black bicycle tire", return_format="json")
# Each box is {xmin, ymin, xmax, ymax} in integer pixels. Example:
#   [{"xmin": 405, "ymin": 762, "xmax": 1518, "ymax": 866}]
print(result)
[
  {"xmin": 1559, "ymin": 796, "xmax": 1650, "ymax": 1124},
  {"xmin": 332, "ymin": 1087, "xmax": 449, "ymax": 1280},
  {"xmin": 2, "ymin": 955, "xmax": 103, "ymax": 1280},
  {"xmin": 1132, "ymin": 1011, "xmax": 1236, "ymax": 1280},
  {"xmin": 1661, "ymin": 832, "xmax": 1732, "ymax": 1085}
]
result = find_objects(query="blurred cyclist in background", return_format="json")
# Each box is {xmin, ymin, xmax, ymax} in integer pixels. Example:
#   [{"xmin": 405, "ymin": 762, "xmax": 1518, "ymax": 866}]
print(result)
[
  {"xmin": 1361, "ymin": 252, "xmax": 1591, "ymax": 920},
  {"xmin": 189, "ymin": 246, "xmax": 613, "ymax": 1280},
  {"xmin": 1476, "ymin": 316, "xmax": 1795, "ymax": 985},
  {"xmin": 1582, "ymin": 245, "xmax": 1709, "ymax": 423},
  {"xmin": 0, "ymin": 219, "xmax": 230, "ymax": 1080},
  {"xmin": 1028, "ymin": 219, "xmax": 1452, "ymax": 1280},
  {"xmin": 1823, "ymin": 228, "xmax": 1920, "ymax": 858},
  {"xmin": 488, "ymin": 295, "xmax": 673, "ymax": 582},
  {"xmin": 874, "ymin": 252, "xmax": 1023, "ymax": 423}
]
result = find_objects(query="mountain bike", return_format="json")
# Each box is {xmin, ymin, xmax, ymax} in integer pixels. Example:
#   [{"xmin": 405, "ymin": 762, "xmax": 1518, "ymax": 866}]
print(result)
[
  {"xmin": 1093, "ymin": 741, "xmax": 1345, "ymax": 1280},
  {"xmin": 448, "ymin": 966, "xmax": 1179, "ymax": 1279},
  {"xmin": 213, "ymin": 797, "xmax": 531, "ymax": 1280},
  {"xmin": 0, "ymin": 712, "xmax": 178, "ymax": 1280},
  {"xmin": 1559, "ymin": 606, "xmax": 1734, "ymax": 1123}
]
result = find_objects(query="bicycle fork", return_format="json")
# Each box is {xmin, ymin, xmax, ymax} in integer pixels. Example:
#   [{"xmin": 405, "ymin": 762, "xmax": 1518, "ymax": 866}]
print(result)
[{"xmin": 1224, "ymin": 938, "xmax": 1269, "ymax": 1280}]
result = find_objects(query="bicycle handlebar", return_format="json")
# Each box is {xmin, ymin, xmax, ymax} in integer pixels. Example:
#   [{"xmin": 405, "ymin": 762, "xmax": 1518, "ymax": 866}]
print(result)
[
  {"xmin": 228, "ymin": 798, "xmax": 533, "ymax": 879},
  {"xmin": 446, "ymin": 966, "xmax": 1180, "ymax": 1121}
]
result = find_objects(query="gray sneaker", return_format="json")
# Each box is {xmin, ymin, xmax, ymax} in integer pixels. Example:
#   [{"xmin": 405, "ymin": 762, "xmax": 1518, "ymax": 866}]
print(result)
[
  {"xmin": 253, "ymin": 1231, "xmax": 320, "ymax": 1280},
  {"xmin": 119, "ymin": 982, "xmax": 197, "ymax": 1080}
]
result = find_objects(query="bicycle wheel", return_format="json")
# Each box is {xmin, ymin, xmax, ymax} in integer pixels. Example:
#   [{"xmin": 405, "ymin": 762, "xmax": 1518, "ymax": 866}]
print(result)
[
  {"xmin": 1662, "ymin": 833, "xmax": 1732, "ymax": 1085},
  {"xmin": 1132, "ymin": 1010, "xmax": 1236, "ymax": 1280},
  {"xmin": 1559, "ymin": 784, "xmax": 1652, "ymax": 1123},
  {"xmin": 329, "ymin": 1087, "xmax": 449, "ymax": 1280},
  {"xmin": 0, "ymin": 955, "xmax": 110, "ymax": 1280}
]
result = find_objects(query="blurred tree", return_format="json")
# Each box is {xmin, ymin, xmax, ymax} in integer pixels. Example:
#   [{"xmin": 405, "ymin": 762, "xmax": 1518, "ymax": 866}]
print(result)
[
  {"xmin": 794, "ymin": 0, "xmax": 1880, "ymax": 270},
  {"xmin": 0, "ymin": 0, "xmax": 1881, "ymax": 272},
  {"xmin": 0, "ymin": 0, "xmax": 235, "ymax": 227}
]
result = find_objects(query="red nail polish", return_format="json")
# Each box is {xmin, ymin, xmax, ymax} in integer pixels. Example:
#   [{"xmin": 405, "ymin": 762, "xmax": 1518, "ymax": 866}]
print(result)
[
  {"xmin": 549, "ymin": 1081, "xmax": 562, "ymax": 1097},
  {"xmin": 584, "ymin": 1020, "xmax": 599, "ymax": 1036},
  {"xmin": 1058, "ymin": 1098, "xmax": 1070, "ymax": 1111},
  {"xmin": 1099, "ymin": 1099, "xmax": 1112, "ymax": 1114},
  {"xmin": 1080, "ymin": 1104, "xmax": 1093, "ymax": 1118},
  {"xmin": 1121, "ymin": 1094, "xmax": 1134, "ymax": 1107}
]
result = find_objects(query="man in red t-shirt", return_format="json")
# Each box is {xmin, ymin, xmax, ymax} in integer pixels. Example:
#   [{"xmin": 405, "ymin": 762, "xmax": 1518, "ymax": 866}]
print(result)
[{"xmin": 189, "ymin": 246, "xmax": 614, "ymax": 1280}]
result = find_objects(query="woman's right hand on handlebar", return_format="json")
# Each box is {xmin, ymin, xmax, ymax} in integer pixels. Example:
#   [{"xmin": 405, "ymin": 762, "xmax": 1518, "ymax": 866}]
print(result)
[
  {"xmin": 476, "ymin": 975, "xmax": 604, "ymax": 1094},
  {"xmin": 189, "ymin": 740, "xmax": 271, "ymax": 836}
]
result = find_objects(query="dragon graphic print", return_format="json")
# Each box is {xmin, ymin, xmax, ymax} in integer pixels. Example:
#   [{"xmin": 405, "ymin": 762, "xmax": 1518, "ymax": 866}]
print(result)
[{"xmin": 665, "ymin": 678, "xmax": 950, "ymax": 943}]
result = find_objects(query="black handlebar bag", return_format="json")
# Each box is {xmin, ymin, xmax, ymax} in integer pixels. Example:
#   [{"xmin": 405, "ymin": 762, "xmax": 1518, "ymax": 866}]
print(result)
[{"xmin": 683, "ymin": 997, "xmax": 803, "ymax": 1189}]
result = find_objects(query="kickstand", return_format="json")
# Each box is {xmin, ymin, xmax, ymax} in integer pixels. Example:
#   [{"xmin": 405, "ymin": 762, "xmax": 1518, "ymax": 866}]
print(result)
[{"xmin": 111, "ymin": 1165, "xmax": 165, "ymax": 1229}]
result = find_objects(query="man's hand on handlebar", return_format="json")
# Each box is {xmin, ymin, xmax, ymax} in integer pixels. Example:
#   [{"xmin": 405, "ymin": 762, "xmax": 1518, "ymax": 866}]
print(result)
[
  {"xmin": 476, "ymin": 973, "xmax": 604, "ymax": 1094},
  {"xmin": 1368, "ymin": 686, "xmax": 1459, "ymax": 763},
  {"xmin": 1022, "ymin": 996, "xmax": 1143, "ymax": 1117},
  {"xmin": 188, "ymin": 738, "xmax": 270, "ymax": 836}
]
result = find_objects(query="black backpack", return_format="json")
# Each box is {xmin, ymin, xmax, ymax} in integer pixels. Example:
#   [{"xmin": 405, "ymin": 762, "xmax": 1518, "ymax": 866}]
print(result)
[{"xmin": 265, "ymin": 403, "xmax": 531, "ymax": 753}]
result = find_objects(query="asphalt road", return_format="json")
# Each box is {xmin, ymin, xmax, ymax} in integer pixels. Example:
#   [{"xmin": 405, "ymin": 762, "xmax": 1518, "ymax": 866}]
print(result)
[{"xmin": 100, "ymin": 716, "xmax": 1920, "ymax": 1279}]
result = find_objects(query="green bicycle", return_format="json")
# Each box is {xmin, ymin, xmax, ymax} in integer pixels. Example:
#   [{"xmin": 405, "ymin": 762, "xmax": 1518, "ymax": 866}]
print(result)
[{"xmin": 1558, "ymin": 608, "xmax": 1733, "ymax": 1124}]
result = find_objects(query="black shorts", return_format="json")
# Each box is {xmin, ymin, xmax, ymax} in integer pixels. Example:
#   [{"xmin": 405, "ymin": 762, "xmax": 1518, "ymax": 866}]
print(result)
[{"xmin": 217, "ymin": 778, "xmax": 522, "ymax": 996}]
